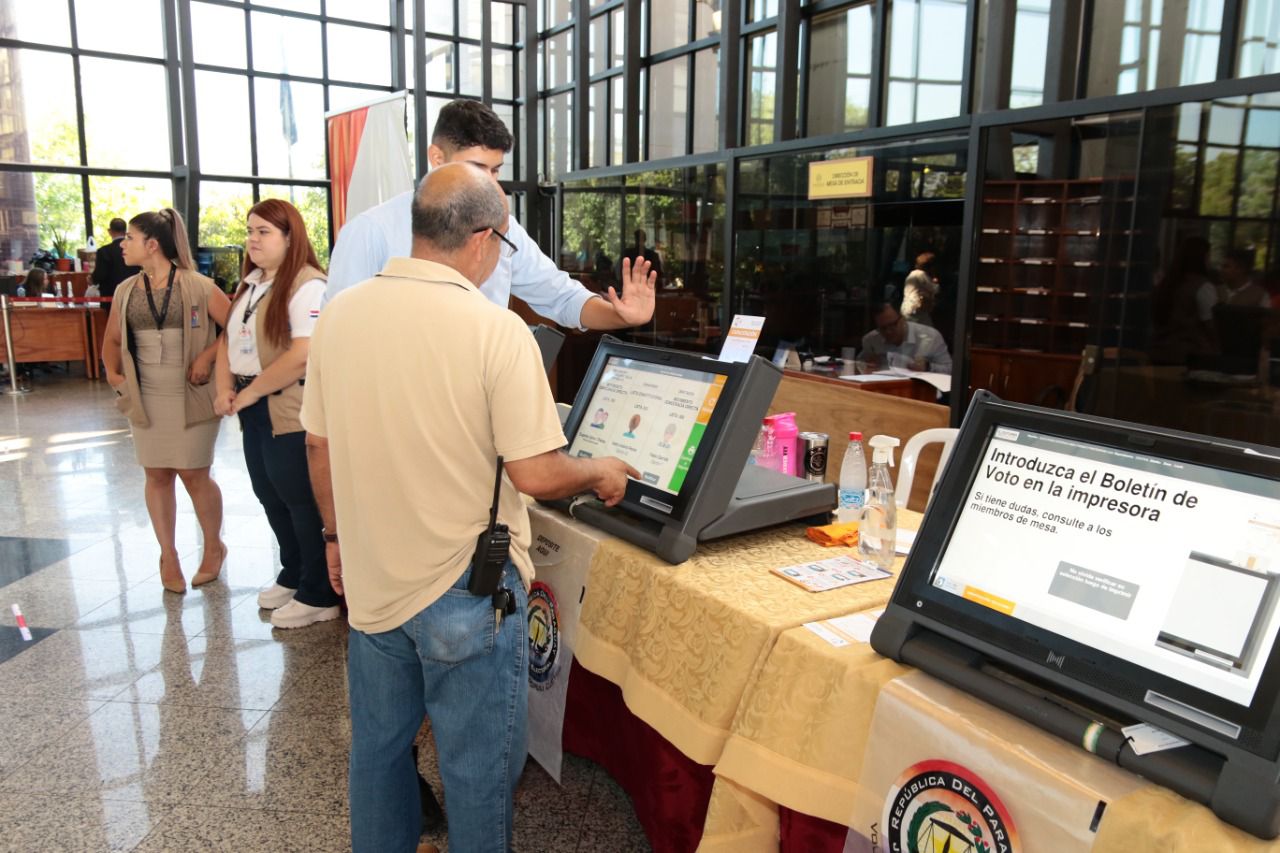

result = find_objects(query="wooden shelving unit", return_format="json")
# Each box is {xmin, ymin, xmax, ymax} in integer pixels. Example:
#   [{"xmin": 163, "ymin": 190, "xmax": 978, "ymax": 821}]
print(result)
[{"xmin": 969, "ymin": 177, "xmax": 1137, "ymax": 405}]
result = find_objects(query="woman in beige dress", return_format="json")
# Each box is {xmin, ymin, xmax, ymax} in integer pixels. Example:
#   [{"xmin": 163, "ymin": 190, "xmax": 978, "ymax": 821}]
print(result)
[{"xmin": 102, "ymin": 209, "xmax": 232, "ymax": 594}]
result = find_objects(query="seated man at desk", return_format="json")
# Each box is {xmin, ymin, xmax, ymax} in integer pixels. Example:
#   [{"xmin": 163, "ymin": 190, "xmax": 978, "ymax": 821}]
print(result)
[{"xmin": 861, "ymin": 301, "xmax": 952, "ymax": 372}]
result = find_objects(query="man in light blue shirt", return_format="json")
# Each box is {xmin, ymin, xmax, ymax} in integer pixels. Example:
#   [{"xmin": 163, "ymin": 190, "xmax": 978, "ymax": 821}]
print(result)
[{"xmin": 328, "ymin": 100, "xmax": 656, "ymax": 330}]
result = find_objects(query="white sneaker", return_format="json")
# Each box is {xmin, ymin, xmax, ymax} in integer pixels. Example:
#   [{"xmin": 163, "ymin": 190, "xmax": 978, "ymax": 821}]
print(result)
[
  {"xmin": 270, "ymin": 600, "xmax": 341, "ymax": 630},
  {"xmin": 257, "ymin": 583, "xmax": 296, "ymax": 610}
]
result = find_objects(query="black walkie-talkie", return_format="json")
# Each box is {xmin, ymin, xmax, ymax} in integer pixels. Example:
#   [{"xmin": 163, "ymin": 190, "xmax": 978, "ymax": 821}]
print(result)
[{"xmin": 468, "ymin": 456, "xmax": 511, "ymax": 597}]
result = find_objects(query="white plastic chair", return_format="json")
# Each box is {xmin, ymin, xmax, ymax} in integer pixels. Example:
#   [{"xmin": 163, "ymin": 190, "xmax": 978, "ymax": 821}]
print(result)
[{"xmin": 895, "ymin": 427, "xmax": 959, "ymax": 509}]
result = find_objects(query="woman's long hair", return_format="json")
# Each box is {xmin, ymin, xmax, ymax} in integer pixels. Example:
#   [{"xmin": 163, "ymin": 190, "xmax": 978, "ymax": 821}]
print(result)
[
  {"xmin": 128, "ymin": 208, "xmax": 195, "ymax": 271},
  {"xmin": 237, "ymin": 198, "xmax": 323, "ymax": 350}
]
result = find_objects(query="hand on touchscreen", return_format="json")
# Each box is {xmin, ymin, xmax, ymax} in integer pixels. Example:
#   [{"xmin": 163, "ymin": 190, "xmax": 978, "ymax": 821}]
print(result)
[{"xmin": 595, "ymin": 458, "xmax": 640, "ymax": 507}]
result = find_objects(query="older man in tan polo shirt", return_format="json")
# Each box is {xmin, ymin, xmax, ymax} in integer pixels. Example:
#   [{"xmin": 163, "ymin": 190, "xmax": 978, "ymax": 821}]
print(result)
[{"xmin": 301, "ymin": 164, "xmax": 636, "ymax": 853}]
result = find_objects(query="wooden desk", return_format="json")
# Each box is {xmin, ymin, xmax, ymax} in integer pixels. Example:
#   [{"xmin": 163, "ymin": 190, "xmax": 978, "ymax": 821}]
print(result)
[
  {"xmin": 0, "ymin": 304, "xmax": 95, "ymax": 378},
  {"xmin": 771, "ymin": 370, "xmax": 951, "ymax": 510}
]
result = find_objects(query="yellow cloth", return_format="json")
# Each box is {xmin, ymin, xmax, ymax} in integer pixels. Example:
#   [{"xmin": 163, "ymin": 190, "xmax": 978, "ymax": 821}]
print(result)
[
  {"xmin": 300, "ymin": 258, "xmax": 566, "ymax": 633},
  {"xmin": 703, "ymin": 628, "xmax": 1279, "ymax": 852},
  {"xmin": 1096, "ymin": 787, "xmax": 1280, "ymax": 852},
  {"xmin": 804, "ymin": 520, "xmax": 859, "ymax": 547},
  {"xmin": 573, "ymin": 511, "xmax": 918, "ymax": 766},
  {"xmin": 709, "ymin": 620, "xmax": 908, "ymax": 830}
]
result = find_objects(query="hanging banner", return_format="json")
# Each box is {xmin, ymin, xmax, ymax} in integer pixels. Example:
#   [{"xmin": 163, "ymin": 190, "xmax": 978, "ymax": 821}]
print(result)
[
  {"xmin": 526, "ymin": 506, "xmax": 611, "ymax": 782},
  {"xmin": 326, "ymin": 92, "xmax": 414, "ymax": 236}
]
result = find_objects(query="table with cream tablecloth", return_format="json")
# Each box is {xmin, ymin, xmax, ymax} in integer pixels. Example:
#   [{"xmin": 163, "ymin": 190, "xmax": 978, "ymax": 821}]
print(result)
[
  {"xmin": 528, "ymin": 504, "xmax": 914, "ymax": 852},
  {"xmin": 698, "ymin": 620, "xmax": 1280, "ymax": 853},
  {"xmin": 570, "ymin": 509, "xmax": 919, "ymax": 767}
]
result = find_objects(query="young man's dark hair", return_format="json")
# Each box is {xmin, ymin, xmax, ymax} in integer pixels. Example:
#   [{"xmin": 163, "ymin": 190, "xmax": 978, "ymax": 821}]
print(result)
[
  {"xmin": 430, "ymin": 99, "xmax": 513, "ymax": 153},
  {"xmin": 108, "ymin": 218, "xmax": 128, "ymax": 234}
]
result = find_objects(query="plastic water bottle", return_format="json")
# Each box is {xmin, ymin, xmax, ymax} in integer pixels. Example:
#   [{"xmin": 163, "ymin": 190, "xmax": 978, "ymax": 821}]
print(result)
[
  {"xmin": 859, "ymin": 435, "xmax": 901, "ymax": 569},
  {"xmin": 836, "ymin": 432, "xmax": 867, "ymax": 523}
]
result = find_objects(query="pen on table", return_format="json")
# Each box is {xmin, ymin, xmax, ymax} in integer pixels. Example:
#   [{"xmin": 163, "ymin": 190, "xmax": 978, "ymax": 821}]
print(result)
[{"xmin": 11, "ymin": 603, "xmax": 32, "ymax": 641}]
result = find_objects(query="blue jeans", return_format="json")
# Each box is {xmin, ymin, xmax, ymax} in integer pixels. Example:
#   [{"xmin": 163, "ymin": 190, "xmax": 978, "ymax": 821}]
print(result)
[
  {"xmin": 348, "ymin": 562, "xmax": 528, "ymax": 853},
  {"xmin": 237, "ymin": 397, "xmax": 338, "ymax": 608}
]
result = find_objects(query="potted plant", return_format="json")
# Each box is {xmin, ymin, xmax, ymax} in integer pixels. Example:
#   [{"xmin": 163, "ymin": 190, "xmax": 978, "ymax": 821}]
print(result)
[{"xmin": 49, "ymin": 231, "xmax": 72, "ymax": 271}]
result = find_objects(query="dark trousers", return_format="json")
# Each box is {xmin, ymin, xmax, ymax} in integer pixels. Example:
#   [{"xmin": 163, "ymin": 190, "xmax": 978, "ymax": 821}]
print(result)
[{"xmin": 238, "ymin": 397, "xmax": 339, "ymax": 608}]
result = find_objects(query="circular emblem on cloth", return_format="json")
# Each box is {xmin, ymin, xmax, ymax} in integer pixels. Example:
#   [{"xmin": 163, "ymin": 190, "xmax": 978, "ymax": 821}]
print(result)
[
  {"xmin": 526, "ymin": 582, "xmax": 560, "ymax": 690},
  {"xmin": 880, "ymin": 760, "xmax": 1018, "ymax": 853}
]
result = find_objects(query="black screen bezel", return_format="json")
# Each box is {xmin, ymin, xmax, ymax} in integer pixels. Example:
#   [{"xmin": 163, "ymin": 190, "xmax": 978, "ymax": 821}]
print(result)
[
  {"xmin": 893, "ymin": 395, "xmax": 1280, "ymax": 758},
  {"xmin": 563, "ymin": 339, "xmax": 746, "ymax": 522}
]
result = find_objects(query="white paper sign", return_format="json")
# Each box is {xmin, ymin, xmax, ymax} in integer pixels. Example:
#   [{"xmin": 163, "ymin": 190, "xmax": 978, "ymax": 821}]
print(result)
[{"xmin": 719, "ymin": 314, "xmax": 765, "ymax": 363}]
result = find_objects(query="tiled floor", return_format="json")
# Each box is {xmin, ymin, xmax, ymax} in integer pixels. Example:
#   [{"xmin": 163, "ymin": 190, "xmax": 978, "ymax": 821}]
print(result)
[{"xmin": 0, "ymin": 371, "xmax": 651, "ymax": 852}]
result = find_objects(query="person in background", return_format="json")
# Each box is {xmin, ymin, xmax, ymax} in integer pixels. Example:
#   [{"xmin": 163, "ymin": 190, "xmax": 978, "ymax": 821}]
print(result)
[
  {"xmin": 214, "ymin": 198, "xmax": 340, "ymax": 630},
  {"xmin": 302, "ymin": 164, "xmax": 634, "ymax": 853},
  {"xmin": 1150, "ymin": 235, "xmax": 1214, "ymax": 365},
  {"xmin": 24, "ymin": 268, "xmax": 47, "ymax": 297},
  {"xmin": 901, "ymin": 251, "xmax": 939, "ymax": 327},
  {"xmin": 861, "ymin": 300, "xmax": 952, "ymax": 372},
  {"xmin": 326, "ymin": 99, "xmax": 656, "ymax": 330},
  {"xmin": 92, "ymin": 217, "xmax": 142, "ymax": 301},
  {"xmin": 620, "ymin": 228, "xmax": 663, "ymax": 283},
  {"xmin": 1197, "ymin": 247, "xmax": 1270, "ymax": 317},
  {"xmin": 101, "ymin": 209, "xmax": 231, "ymax": 594}
]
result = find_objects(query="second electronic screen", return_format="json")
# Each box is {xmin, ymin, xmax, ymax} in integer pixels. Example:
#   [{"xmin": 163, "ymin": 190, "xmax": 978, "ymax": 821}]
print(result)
[{"xmin": 568, "ymin": 357, "xmax": 727, "ymax": 496}]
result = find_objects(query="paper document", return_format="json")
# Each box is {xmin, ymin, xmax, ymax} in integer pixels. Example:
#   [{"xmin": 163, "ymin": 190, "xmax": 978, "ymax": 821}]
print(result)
[
  {"xmin": 840, "ymin": 373, "xmax": 903, "ymax": 383},
  {"xmin": 805, "ymin": 608, "xmax": 886, "ymax": 647},
  {"xmin": 895, "ymin": 528, "xmax": 917, "ymax": 556},
  {"xmin": 772, "ymin": 555, "xmax": 891, "ymax": 592},
  {"xmin": 1121, "ymin": 723, "xmax": 1191, "ymax": 756}
]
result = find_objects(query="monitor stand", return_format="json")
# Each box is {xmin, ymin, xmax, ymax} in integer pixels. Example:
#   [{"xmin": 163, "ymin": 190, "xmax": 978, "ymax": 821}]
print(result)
[{"xmin": 564, "ymin": 463, "xmax": 834, "ymax": 564}]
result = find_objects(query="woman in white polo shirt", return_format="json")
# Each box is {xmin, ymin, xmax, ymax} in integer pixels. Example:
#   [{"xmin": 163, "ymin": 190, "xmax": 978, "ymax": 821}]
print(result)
[{"xmin": 214, "ymin": 198, "xmax": 340, "ymax": 629}]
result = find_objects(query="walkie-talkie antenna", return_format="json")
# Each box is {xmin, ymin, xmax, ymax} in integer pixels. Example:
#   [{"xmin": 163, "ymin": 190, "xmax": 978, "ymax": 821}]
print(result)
[{"xmin": 489, "ymin": 456, "xmax": 505, "ymax": 528}]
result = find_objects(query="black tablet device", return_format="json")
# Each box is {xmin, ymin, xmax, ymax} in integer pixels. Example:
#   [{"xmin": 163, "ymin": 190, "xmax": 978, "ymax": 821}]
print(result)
[
  {"xmin": 563, "ymin": 338, "xmax": 743, "ymax": 524},
  {"xmin": 549, "ymin": 335, "xmax": 831, "ymax": 563},
  {"xmin": 872, "ymin": 391, "xmax": 1280, "ymax": 837}
]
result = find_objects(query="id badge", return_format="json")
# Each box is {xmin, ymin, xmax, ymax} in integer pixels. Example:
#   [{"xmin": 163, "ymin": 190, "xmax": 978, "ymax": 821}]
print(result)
[
  {"xmin": 238, "ymin": 324, "xmax": 254, "ymax": 356},
  {"xmin": 190, "ymin": 307, "xmax": 200, "ymax": 329}
]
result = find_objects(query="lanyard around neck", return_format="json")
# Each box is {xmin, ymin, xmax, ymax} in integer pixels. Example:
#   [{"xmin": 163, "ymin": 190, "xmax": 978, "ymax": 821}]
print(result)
[
  {"xmin": 241, "ymin": 281, "xmax": 271, "ymax": 325},
  {"xmin": 143, "ymin": 265, "xmax": 176, "ymax": 331}
]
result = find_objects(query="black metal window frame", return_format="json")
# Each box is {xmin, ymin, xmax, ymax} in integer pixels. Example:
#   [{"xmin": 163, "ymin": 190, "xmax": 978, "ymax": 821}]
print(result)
[
  {"xmin": 548, "ymin": 0, "xmax": 1280, "ymax": 427},
  {"xmin": 0, "ymin": 0, "xmax": 541, "ymax": 256}
]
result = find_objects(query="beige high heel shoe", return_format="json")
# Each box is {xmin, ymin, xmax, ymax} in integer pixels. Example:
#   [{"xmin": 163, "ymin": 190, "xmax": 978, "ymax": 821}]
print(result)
[
  {"xmin": 160, "ymin": 557, "xmax": 187, "ymax": 594},
  {"xmin": 192, "ymin": 543, "xmax": 227, "ymax": 588}
]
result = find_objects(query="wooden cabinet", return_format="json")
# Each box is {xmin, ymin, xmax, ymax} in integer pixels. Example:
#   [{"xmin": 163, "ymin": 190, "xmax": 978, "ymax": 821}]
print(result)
[
  {"xmin": 974, "ymin": 178, "xmax": 1136, "ymax": 356},
  {"xmin": 969, "ymin": 177, "xmax": 1139, "ymax": 407},
  {"xmin": 969, "ymin": 347, "xmax": 1081, "ymax": 407}
]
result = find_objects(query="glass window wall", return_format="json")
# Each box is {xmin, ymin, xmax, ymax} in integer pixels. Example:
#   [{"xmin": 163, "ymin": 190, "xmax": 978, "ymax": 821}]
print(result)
[{"xmin": 737, "ymin": 136, "xmax": 968, "ymax": 358}]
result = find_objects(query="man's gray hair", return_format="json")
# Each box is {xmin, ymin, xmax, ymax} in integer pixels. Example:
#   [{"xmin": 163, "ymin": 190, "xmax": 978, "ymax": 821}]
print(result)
[{"xmin": 410, "ymin": 165, "xmax": 506, "ymax": 252}]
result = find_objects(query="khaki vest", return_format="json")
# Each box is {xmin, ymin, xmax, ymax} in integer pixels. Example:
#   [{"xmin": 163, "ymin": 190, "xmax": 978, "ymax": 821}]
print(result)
[
  {"xmin": 243, "ymin": 265, "xmax": 325, "ymax": 437},
  {"xmin": 112, "ymin": 269, "xmax": 220, "ymax": 428}
]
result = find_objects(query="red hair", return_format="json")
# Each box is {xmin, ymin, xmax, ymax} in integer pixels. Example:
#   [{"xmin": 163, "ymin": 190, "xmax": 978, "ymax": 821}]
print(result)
[{"xmin": 238, "ymin": 198, "xmax": 324, "ymax": 349}]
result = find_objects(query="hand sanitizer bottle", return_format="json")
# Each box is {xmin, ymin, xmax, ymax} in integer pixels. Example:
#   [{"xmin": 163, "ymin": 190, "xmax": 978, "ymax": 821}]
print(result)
[{"xmin": 858, "ymin": 435, "xmax": 900, "ymax": 569}]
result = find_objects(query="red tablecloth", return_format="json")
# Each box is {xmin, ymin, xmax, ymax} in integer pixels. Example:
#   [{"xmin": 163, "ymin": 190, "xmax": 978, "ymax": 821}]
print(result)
[{"xmin": 563, "ymin": 661, "xmax": 715, "ymax": 852}]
